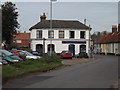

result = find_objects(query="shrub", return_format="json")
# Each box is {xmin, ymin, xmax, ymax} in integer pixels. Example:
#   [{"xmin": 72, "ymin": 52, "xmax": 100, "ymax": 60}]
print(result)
[{"xmin": 39, "ymin": 54, "xmax": 61, "ymax": 63}]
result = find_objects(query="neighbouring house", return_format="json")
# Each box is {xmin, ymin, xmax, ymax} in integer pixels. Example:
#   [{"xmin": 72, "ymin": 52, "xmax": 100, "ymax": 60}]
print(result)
[
  {"xmin": 94, "ymin": 24, "xmax": 120, "ymax": 55},
  {"xmin": 29, "ymin": 13, "xmax": 91, "ymax": 56},
  {"xmin": 13, "ymin": 33, "xmax": 30, "ymax": 48}
]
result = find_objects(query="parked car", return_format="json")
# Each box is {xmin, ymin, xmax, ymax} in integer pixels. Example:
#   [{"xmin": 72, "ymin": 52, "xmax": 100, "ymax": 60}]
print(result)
[
  {"xmin": 0, "ymin": 49, "xmax": 23, "ymax": 62},
  {"xmin": 0, "ymin": 52, "xmax": 19, "ymax": 64},
  {"xmin": 60, "ymin": 50, "xmax": 72, "ymax": 59},
  {"xmin": 0, "ymin": 60, "xmax": 8, "ymax": 65},
  {"xmin": 20, "ymin": 51, "xmax": 41, "ymax": 59},
  {"xmin": 76, "ymin": 52, "xmax": 88, "ymax": 58},
  {"xmin": 9, "ymin": 50, "xmax": 27, "ymax": 60},
  {"xmin": 31, "ymin": 51, "xmax": 42, "ymax": 56}
]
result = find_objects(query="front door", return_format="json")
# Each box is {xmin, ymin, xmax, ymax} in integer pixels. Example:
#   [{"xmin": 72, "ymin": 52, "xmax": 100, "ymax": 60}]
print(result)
[{"xmin": 69, "ymin": 44, "xmax": 75, "ymax": 57}]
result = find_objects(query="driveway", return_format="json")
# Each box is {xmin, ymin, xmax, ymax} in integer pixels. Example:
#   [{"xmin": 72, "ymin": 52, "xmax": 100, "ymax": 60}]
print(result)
[{"xmin": 3, "ymin": 55, "xmax": 118, "ymax": 88}]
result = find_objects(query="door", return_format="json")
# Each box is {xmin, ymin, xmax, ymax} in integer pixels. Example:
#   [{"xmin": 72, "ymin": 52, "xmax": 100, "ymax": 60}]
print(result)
[
  {"xmin": 80, "ymin": 45, "xmax": 86, "ymax": 53},
  {"xmin": 69, "ymin": 44, "xmax": 75, "ymax": 57}
]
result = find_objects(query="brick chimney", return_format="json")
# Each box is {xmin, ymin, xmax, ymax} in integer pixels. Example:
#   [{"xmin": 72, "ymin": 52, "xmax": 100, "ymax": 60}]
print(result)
[
  {"xmin": 40, "ymin": 13, "xmax": 46, "ymax": 21},
  {"xmin": 103, "ymin": 31, "xmax": 107, "ymax": 37},
  {"xmin": 112, "ymin": 25, "xmax": 117, "ymax": 33}
]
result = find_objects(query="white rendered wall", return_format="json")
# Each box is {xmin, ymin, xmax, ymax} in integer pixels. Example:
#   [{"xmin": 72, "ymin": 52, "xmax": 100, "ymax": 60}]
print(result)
[
  {"xmin": 31, "ymin": 29, "xmax": 36, "ymax": 39},
  {"xmin": 43, "ymin": 29, "xmax": 48, "ymax": 38},
  {"xmin": 65, "ymin": 30, "xmax": 69, "ymax": 39},
  {"xmin": 54, "ymin": 30, "xmax": 58, "ymax": 39},
  {"xmin": 75, "ymin": 30, "xmax": 80, "ymax": 39},
  {"xmin": 31, "ymin": 29, "xmax": 90, "ymax": 54},
  {"xmin": 86, "ymin": 30, "xmax": 89, "ymax": 39}
]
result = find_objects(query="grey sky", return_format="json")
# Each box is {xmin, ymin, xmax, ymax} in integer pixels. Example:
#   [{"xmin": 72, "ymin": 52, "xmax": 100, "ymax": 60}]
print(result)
[{"xmin": 13, "ymin": 2, "xmax": 118, "ymax": 33}]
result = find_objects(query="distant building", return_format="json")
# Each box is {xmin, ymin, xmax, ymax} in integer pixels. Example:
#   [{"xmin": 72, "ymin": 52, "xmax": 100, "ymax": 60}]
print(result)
[
  {"xmin": 29, "ymin": 13, "xmax": 91, "ymax": 56},
  {"xmin": 13, "ymin": 33, "xmax": 30, "ymax": 48},
  {"xmin": 94, "ymin": 25, "xmax": 120, "ymax": 55}
]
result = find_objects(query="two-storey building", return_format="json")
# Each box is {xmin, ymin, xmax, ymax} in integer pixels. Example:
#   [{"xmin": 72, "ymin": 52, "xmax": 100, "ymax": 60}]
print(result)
[{"xmin": 29, "ymin": 13, "xmax": 91, "ymax": 56}]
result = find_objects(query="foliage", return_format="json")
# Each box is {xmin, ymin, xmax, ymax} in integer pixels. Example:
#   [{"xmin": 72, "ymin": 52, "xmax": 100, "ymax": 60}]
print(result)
[
  {"xmin": 39, "ymin": 54, "xmax": 61, "ymax": 63},
  {"xmin": 2, "ymin": 55, "xmax": 63, "ymax": 83},
  {"xmin": 91, "ymin": 32, "xmax": 102, "ymax": 41},
  {"xmin": 2, "ymin": 2, "xmax": 19, "ymax": 45}
]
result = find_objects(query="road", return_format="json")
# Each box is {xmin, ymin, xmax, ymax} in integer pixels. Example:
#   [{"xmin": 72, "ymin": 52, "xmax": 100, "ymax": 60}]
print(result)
[{"xmin": 3, "ymin": 55, "xmax": 118, "ymax": 88}]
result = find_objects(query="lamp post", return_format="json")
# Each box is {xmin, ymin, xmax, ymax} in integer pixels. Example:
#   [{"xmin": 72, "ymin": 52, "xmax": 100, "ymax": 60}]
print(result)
[{"xmin": 50, "ymin": 0, "xmax": 57, "ymax": 56}]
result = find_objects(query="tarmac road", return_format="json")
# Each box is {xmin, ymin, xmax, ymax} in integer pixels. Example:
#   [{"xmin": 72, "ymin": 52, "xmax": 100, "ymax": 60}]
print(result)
[{"xmin": 3, "ymin": 55, "xmax": 118, "ymax": 88}]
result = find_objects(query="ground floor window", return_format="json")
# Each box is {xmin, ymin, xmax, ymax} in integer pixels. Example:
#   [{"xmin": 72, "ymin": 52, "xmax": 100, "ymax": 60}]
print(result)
[
  {"xmin": 80, "ymin": 45, "xmax": 86, "ymax": 53},
  {"xmin": 36, "ymin": 44, "xmax": 43, "ymax": 54},
  {"xmin": 47, "ymin": 44, "xmax": 55, "ymax": 52}
]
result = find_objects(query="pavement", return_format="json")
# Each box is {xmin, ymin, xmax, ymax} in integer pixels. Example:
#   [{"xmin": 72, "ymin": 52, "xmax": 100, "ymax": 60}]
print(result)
[
  {"xmin": 3, "ymin": 55, "xmax": 118, "ymax": 88},
  {"xmin": 61, "ymin": 57, "xmax": 98, "ymax": 66}
]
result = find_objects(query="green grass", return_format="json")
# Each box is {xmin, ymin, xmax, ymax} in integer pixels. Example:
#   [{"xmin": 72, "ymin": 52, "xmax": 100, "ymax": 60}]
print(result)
[{"xmin": 2, "ymin": 55, "xmax": 63, "ymax": 83}]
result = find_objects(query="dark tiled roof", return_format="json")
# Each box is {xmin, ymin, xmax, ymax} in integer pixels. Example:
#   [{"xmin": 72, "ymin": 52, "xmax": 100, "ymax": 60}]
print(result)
[{"xmin": 29, "ymin": 20, "xmax": 90, "ymax": 30}]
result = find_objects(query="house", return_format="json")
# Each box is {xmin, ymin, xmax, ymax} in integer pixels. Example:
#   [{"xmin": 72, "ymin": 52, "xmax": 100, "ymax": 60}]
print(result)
[
  {"xmin": 29, "ymin": 13, "xmax": 91, "ymax": 56},
  {"xmin": 94, "ymin": 25, "xmax": 120, "ymax": 55},
  {"xmin": 13, "ymin": 33, "xmax": 30, "ymax": 48}
]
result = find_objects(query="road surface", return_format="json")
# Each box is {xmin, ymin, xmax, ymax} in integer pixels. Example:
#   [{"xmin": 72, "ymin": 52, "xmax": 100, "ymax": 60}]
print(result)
[{"xmin": 3, "ymin": 55, "xmax": 118, "ymax": 88}]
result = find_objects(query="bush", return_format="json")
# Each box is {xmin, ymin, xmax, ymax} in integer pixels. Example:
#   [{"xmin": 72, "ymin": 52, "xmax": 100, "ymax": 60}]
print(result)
[{"xmin": 39, "ymin": 54, "xmax": 61, "ymax": 63}]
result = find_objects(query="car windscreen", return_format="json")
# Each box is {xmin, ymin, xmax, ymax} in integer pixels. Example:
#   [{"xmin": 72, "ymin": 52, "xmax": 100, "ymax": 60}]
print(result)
[
  {"xmin": 62, "ymin": 51, "xmax": 71, "ymax": 53},
  {"xmin": 24, "ymin": 51, "xmax": 34, "ymax": 56},
  {"xmin": 0, "ymin": 50, "xmax": 13, "ymax": 56},
  {"xmin": 32, "ymin": 52, "xmax": 38, "ymax": 54}
]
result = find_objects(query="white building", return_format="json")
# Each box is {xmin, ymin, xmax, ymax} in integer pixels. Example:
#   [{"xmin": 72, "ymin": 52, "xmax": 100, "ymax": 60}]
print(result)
[{"xmin": 29, "ymin": 14, "xmax": 91, "ymax": 56}]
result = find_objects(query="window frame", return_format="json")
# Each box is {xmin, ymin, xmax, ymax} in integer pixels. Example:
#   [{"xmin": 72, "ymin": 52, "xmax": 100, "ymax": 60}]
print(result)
[
  {"xmin": 16, "ymin": 40, "xmax": 22, "ymax": 43},
  {"xmin": 69, "ymin": 31, "xmax": 75, "ymax": 39},
  {"xmin": 48, "ymin": 30, "xmax": 54, "ymax": 38},
  {"xmin": 59, "ymin": 31, "xmax": 64, "ymax": 38},
  {"xmin": 36, "ymin": 30, "xmax": 42, "ymax": 39},
  {"xmin": 80, "ymin": 31, "xmax": 86, "ymax": 39}
]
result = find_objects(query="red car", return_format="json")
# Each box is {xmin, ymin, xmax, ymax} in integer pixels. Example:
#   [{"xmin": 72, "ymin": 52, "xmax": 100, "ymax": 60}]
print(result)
[
  {"xmin": 9, "ymin": 50, "xmax": 26, "ymax": 60},
  {"xmin": 60, "ymin": 50, "xmax": 72, "ymax": 59}
]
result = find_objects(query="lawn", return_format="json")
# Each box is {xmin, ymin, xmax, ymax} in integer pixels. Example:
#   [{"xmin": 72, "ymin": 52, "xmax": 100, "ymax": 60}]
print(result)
[{"xmin": 2, "ymin": 55, "xmax": 63, "ymax": 83}]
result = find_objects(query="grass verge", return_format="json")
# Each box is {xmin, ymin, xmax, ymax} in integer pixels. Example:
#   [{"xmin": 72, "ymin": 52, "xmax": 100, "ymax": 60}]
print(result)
[{"xmin": 2, "ymin": 55, "xmax": 63, "ymax": 84}]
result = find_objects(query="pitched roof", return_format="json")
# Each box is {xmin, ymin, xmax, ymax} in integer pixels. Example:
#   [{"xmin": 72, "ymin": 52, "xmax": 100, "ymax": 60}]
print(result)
[
  {"xmin": 29, "ymin": 20, "xmax": 90, "ymax": 30},
  {"xmin": 14, "ymin": 33, "xmax": 30, "ymax": 40},
  {"xmin": 94, "ymin": 30, "xmax": 120, "ymax": 44}
]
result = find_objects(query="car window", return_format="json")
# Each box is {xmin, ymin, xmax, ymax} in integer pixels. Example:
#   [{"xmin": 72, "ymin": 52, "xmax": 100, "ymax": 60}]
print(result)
[
  {"xmin": 32, "ymin": 52, "xmax": 38, "ymax": 54},
  {"xmin": 24, "ymin": 51, "xmax": 34, "ymax": 56},
  {"xmin": 0, "ymin": 50, "xmax": 13, "ymax": 56},
  {"xmin": 18, "ymin": 51, "xmax": 26, "ymax": 56}
]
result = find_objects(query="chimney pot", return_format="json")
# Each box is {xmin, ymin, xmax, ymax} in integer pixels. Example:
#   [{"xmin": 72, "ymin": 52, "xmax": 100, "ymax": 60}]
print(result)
[
  {"xmin": 112, "ymin": 25, "xmax": 117, "ymax": 32},
  {"xmin": 40, "ymin": 13, "xmax": 46, "ymax": 21}
]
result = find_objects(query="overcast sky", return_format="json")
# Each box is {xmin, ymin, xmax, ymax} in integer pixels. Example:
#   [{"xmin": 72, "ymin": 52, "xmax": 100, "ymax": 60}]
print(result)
[{"xmin": 1, "ymin": 1, "xmax": 118, "ymax": 33}]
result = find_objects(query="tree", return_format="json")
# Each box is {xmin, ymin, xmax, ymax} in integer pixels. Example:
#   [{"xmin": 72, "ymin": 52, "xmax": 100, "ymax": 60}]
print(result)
[
  {"xmin": 2, "ymin": 2, "xmax": 19, "ymax": 47},
  {"xmin": 91, "ymin": 32, "xmax": 102, "ymax": 41}
]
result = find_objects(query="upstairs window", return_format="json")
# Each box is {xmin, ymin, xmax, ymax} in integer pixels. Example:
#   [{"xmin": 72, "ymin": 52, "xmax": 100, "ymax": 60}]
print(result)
[
  {"xmin": 16, "ymin": 40, "xmax": 22, "ymax": 43},
  {"xmin": 59, "ymin": 31, "xmax": 64, "ymax": 38},
  {"xmin": 69, "ymin": 31, "xmax": 74, "ymax": 38},
  {"xmin": 48, "ymin": 30, "xmax": 54, "ymax": 38},
  {"xmin": 80, "ymin": 31, "xmax": 86, "ymax": 39},
  {"xmin": 37, "ymin": 30, "xmax": 42, "ymax": 38}
]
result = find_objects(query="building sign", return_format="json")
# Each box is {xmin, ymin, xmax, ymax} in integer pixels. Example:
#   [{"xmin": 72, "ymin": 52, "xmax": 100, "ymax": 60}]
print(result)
[{"xmin": 62, "ymin": 41, "xmax": 86, "ymax": 44}]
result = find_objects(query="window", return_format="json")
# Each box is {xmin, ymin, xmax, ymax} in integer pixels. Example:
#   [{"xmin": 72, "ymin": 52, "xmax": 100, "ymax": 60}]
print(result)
[
  {"xmin": 80, "ymin": 31, "xmax": 85, "ymax": 39},
  {"xmin": 37, "ymin": 30, "xmax": 42, "ymax": 38},
  {"xmin": 16, "ymin": 40, "xmax": 22, "ymax": 43},
  {"xmin": 59, "ymin": 31, "xmax": 64, "ymax": 38},
  {"xmin": 69, "ymin": 31, "xmax": 74, "ymax": 38},
  {"xmin": 48, "ymin": 31, "xmax": 54, "ymax": 38}
]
